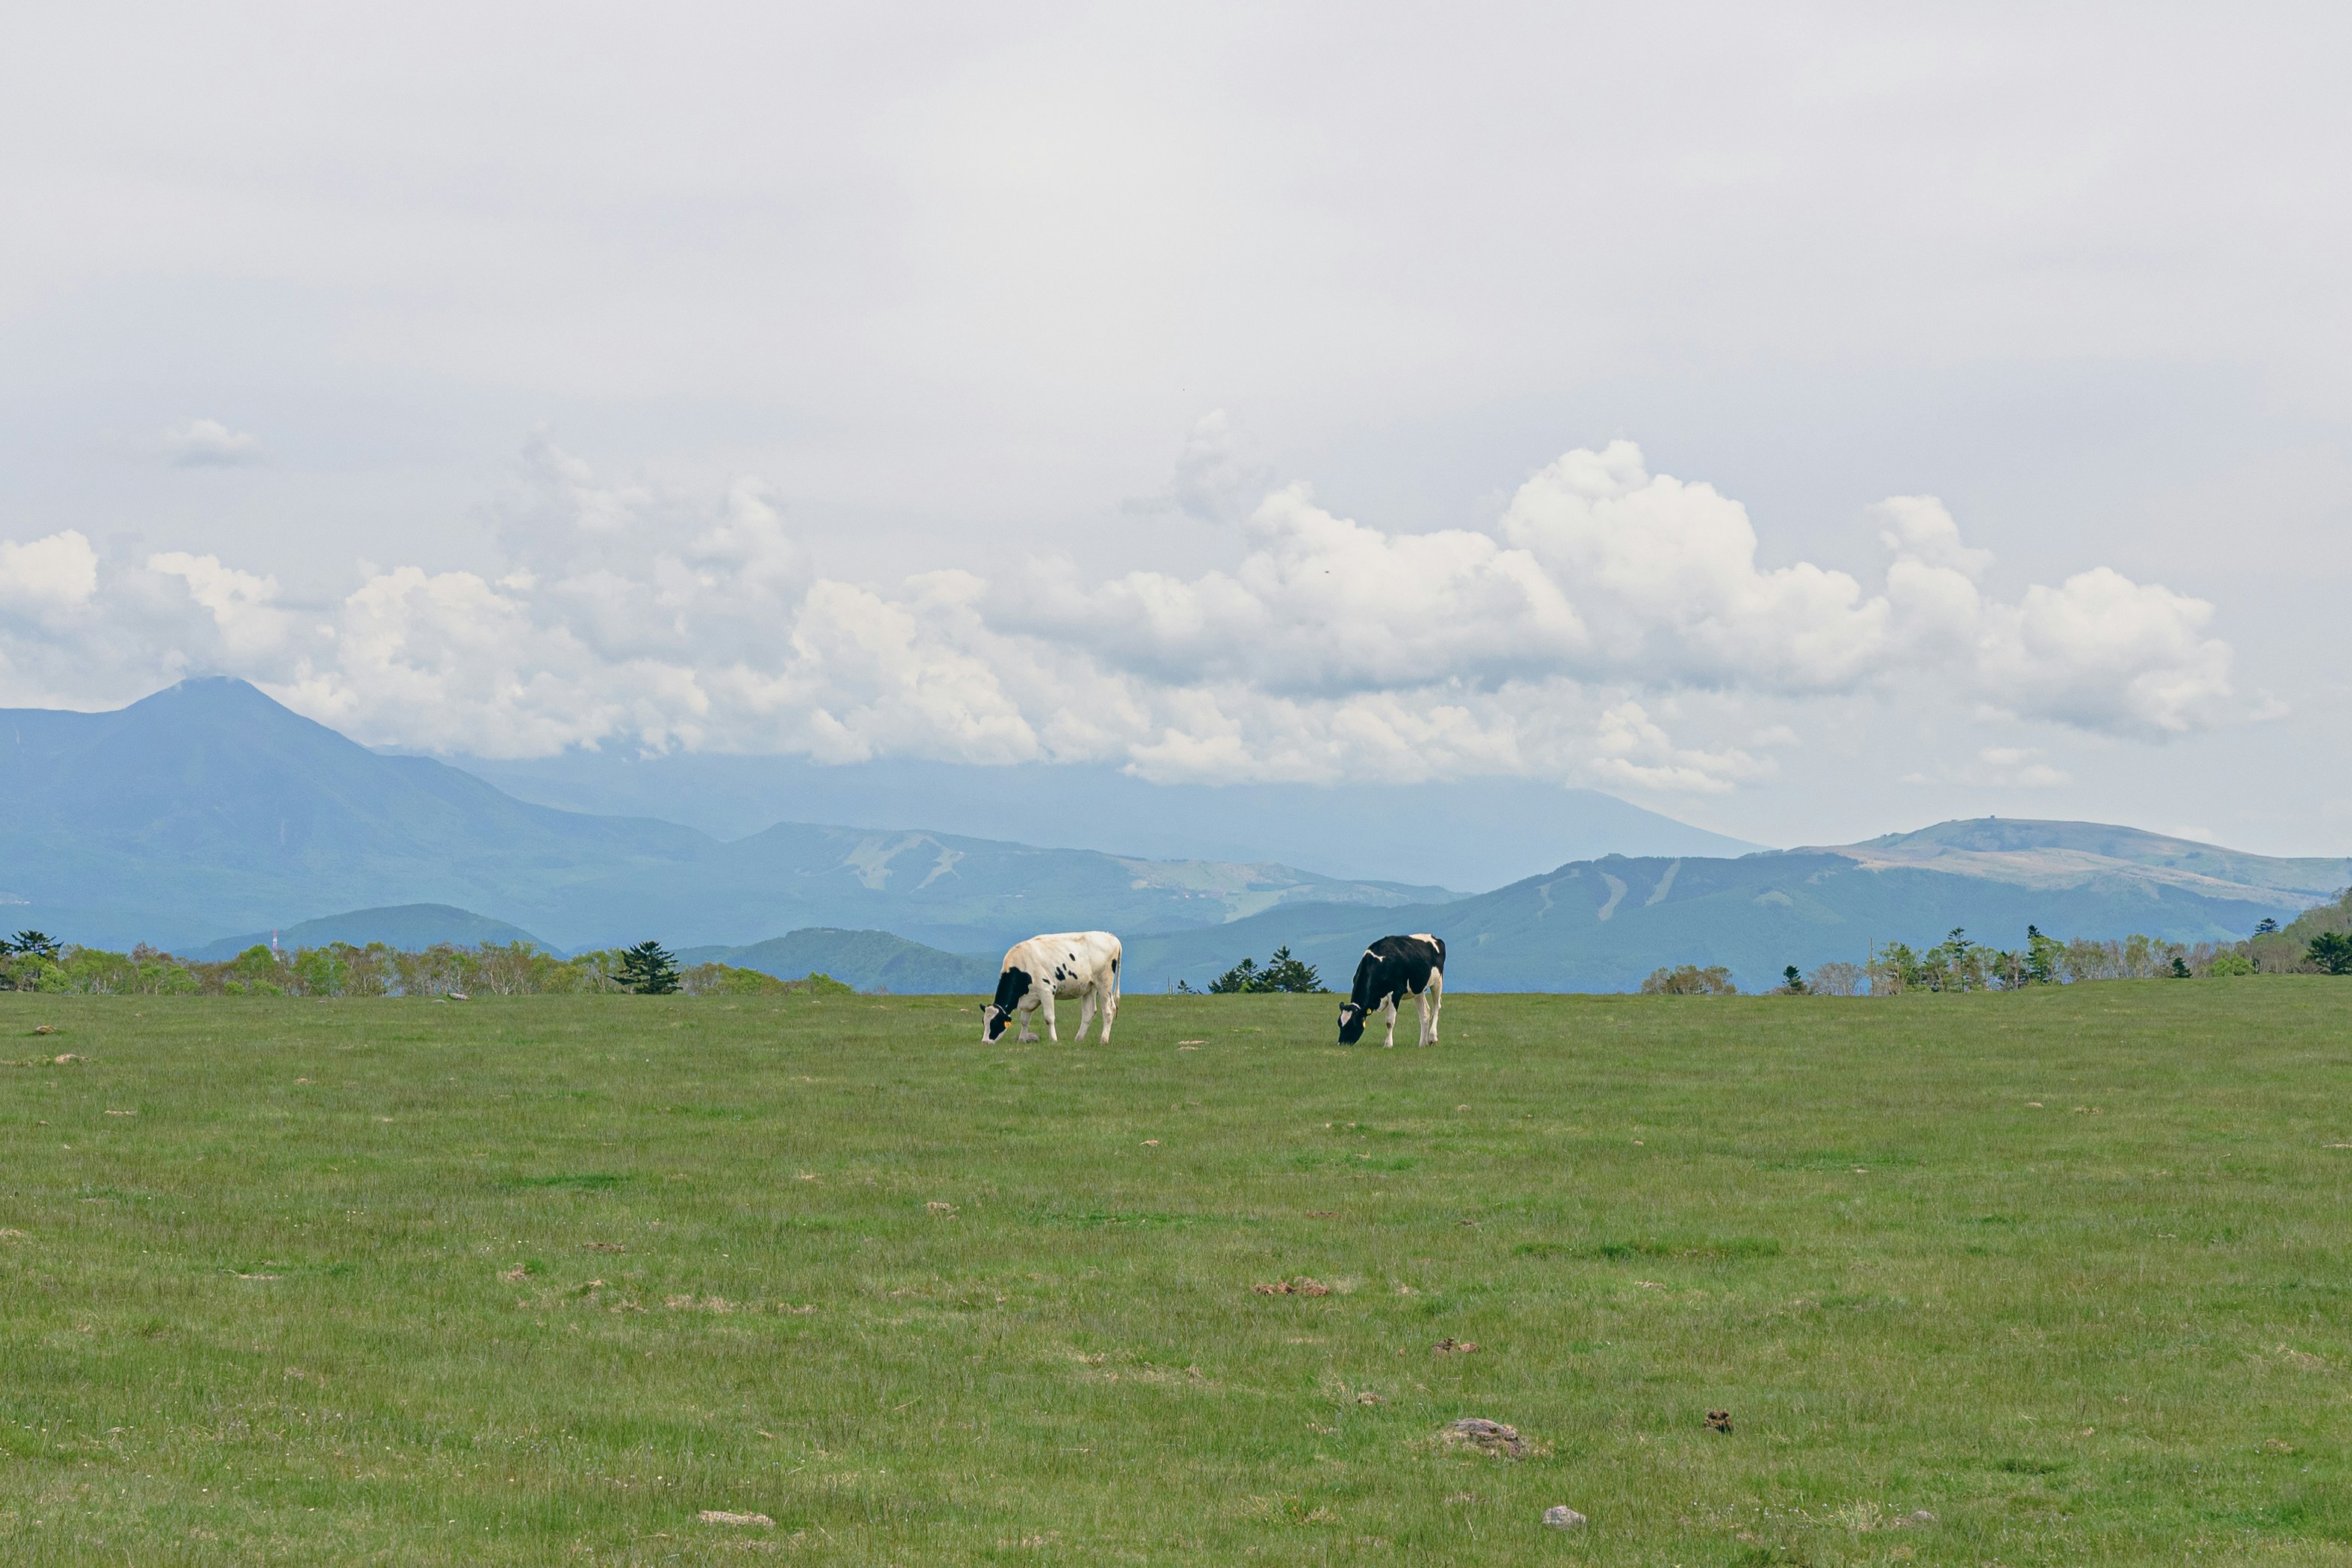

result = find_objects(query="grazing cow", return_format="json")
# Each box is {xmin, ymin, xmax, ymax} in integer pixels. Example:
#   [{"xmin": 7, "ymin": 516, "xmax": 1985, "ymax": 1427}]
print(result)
[
  {"xmin": 984, "ymin": 931, "xmax": 1122, "ymax": 1045},
  {"xmin": 1337, "ymin": 933, "xmax": 1446, "ymax": 1048}
]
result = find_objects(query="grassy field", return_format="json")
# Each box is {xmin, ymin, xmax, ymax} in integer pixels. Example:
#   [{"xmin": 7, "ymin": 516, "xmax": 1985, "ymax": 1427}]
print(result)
[{"xmin": 1, "ymin": 984, "xmax": 2348, "ymax": 1564}]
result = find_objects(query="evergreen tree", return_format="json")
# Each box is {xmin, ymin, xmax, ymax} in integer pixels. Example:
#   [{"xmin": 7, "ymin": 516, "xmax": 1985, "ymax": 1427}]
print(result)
[
  {"xmin": 1259, "ymin": 945, "xmax": 1325, "ymax": 993},
  {"xmin": 8, "ymin": 931, "xmax": 59, "ymax": 960},
  {"xmin": 617, "ymin": 940, "xmax": 681, "ymax": 994},
  {"xmin": 1207, "ymin": 956, "xmax": 1261, "ymax": 993},
  {"xmin": 1780, "ymin": 964, "xmax": 1806, "ymax": 994},
  {"xmin": 2309, "ymin": 932, "xmax": 2352, "ymax": 976},
  {"xmin": 2023, "ymin": 924, "xmax": 2063, "ymax": 985},
  {"xmin": 1207, "ymin": 947, "xmax": 1328, "ymax": 993}
]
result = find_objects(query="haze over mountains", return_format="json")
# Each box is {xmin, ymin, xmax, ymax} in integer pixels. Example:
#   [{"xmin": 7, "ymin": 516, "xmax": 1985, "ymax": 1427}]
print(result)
[
  {"xmin": 0, "ymin": 680, "xmax": 1452, "ymax": 954},
  {"xmin": 1125, "ymin": 822, "xmax": 2350, "ymax": 995},
  {"xmin": 449, "ymin": 749, "xmax": 1761, "ymax": 890},
  {"xmin": 1, "ymin": 679, "xmax": 2338, "ymax": 992}
]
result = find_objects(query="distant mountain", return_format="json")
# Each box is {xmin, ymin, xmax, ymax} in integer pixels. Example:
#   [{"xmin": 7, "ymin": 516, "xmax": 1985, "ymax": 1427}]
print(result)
[
  {"xmin": 1814, "ymin": 818, "xmax": 2352, "ymax": 903},
  {"xmin": 0, "ymin": 680, "xmax": 1452, "ymax": 953},
  {"xmin": 445, "ymin": 749, "xmax": 1763, "ymax": 889},
  {"xmin": 0, "ymin": 678, "xmax": 694, "ymax": 950},
  {"xmin": 1117, "ymin": 820, "xmax": 2349, "ymax": 994},
  {"xmin": 676, "ymin": 929, "xmax": 997, "ymax": 994},
  {"xmin": 184, "ymin": 904, "xmax": 551, "ymax": 963},
  {"xmin": 17, "ymin": 684, "xmax": 2337, "ymax": 993}
]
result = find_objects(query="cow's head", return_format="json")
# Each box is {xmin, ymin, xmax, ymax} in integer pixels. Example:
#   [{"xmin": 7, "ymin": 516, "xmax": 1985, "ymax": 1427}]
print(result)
[
  {"xmin": 1336, "ymin": 1001, "xmax": 1367, "ymax": 1045},
  {"xmin": 984, "ymin": 966, "xmax": 1033, "ymax": 1042}
]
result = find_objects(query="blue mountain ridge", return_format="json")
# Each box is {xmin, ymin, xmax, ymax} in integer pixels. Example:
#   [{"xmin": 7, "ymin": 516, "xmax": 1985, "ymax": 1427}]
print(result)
[
  {"xmin": 5, "ymin": 678, "xmax": 2338, "ymax": 993},
  {"xmin": 1119, "ymin": 833, "xmax": 2350, "ymax": 994},
  {"xmin": 0, "ymin": 679, "xmax": 1455, "ymax": 953},
  {"xmin": 447, "ymin": 748, "xmax": 1763, "ymax": 889}
]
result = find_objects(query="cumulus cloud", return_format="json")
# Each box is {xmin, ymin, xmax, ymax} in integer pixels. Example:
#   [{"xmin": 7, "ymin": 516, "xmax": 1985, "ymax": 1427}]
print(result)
[
  {"xmin": 1027, "ymin": 481, "xmax": 1585, "ymax": 696},
  {"xmin": 1497, "ymin": 442, "xmax": 1892, "ymax": 692},
  {"xmin": 1121, "ymin": 410, "xmax": 1276, "ymax": 523},
  {"xmin": 1975, "ymin": 568, "xmax": 2232, "ymax": 735},
  {"xmin": 0, "ymin": 433, "xmax": 2247, "ymax": 793},
  {"xmin": 0, "ymin": 531, "xmax": 100, "ymax": 613},
  {"xmin": 162, "ymin": 418, "xmax": 265, "ymax": 467},
  {"xmin": 147, "ymin": 553, "xmax": 290, "ymax": 661},
  {"xmin": 1590, "ymin": 702, "xmax": 1772, "ymax": 794}
]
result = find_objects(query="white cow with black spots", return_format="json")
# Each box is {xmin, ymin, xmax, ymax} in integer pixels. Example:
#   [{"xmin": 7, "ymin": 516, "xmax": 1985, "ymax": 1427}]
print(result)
[{"xmin": 983, "ymin": 931, "xmax": 1121, "ymax": 1044}]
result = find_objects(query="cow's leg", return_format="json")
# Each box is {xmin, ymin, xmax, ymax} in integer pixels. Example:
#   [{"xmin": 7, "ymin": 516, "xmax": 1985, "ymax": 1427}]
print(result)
[
  {"xmin": 1041, "ymin": 990, "xmax": 1059, "ymax": 1043},
  {"xmin": 1382, "ymin": 996, "xmax": 1398, "ymax": 1048},
  {"xmin": 1017, "ymin": 998, "xmax": 1040, "ymax": 1043},
  {"xmin": 1424, "ymin": 972, "xmax": 1443, "ymax": 1045},
  {"xmin": 1099, "ymin": 977, "xmax": 1118, "ymax": 1044},
  {"xmin": 1076, "ymin": 989, "xmax": 1097, "ymax": 1044},
  {"xmin": 1416, "ymin": 987, "xmax": 1431, "ymax": 1047}
]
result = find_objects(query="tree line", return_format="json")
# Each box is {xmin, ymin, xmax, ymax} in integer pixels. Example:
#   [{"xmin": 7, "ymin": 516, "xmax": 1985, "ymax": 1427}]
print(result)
[
  {"xmin": 0, "ymin": 932, "xmax": 851, "ymax": 999},
  {"xmin": 1642, "ymin": 884, "xmax": 2352, "ymax": 996}
]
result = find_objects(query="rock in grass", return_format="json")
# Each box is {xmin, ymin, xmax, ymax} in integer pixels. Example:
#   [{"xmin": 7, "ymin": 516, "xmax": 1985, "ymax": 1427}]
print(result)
[
  {"xmin": 1542, "ymin": 1505, "xmax": 1587, "ymax": 1530},
  {"xmin": 698, "ymin": 1509, "xmax": 774, "ymax": 1527},
  {"xmin": 1443, "ymin": 1417, "xmax": 1528, "ymax": 1457}
]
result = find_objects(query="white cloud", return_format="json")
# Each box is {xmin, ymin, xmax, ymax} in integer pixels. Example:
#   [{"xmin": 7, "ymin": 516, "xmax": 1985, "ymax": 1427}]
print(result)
[
  {"xmin": 1974, "ymin": 746, "xmax": 2071, "ymax": 789},
  {"xmin": 1024, "ymin": 481, "xmax": 1586, "ymax": 696},
  {"xmin": 1022, "ymin": 438, "xmax": 2238, "ymax": 747},
  {"xmin": 1975, "ymin": 568, "xmax": 2234, "ymax": 736},
  {"xmin": 1590, "ymin": 701, "xmax": 1771, "ymax": 794},
  {"xmin": 1872, "ymin": 496, "xmax": 1993, "ymax": 580},
  {"xmin": 147, "ymin": 553, "xmax": 288, "ymax": 660},
  {"xmin": 0, "ymin": 531, "xmax": 99, "ymax": 612},
  {"xmin": 1901, "ymin": 745, "xmax": 2072, "ymax": 790},
  {"xmin": 0, "ymin": 435, "xmax": 2248, "ymax": 798},
  {"xmin": 1122, "ymin": 411, "xmax": 1273, "ymax": 523},
  {"xmin": 1498, "ymin": 441, "xmax": 1892, "ymax": 692},
  {"xmin": 162, "ymin": 418, "xmax": 264, "ymax": 467}
]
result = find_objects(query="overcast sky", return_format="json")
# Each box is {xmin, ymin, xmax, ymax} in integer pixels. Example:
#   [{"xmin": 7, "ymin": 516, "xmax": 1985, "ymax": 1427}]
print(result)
[{"xmin": 2, "ymin": 2, "xmax": 2347, "ymax": 854}]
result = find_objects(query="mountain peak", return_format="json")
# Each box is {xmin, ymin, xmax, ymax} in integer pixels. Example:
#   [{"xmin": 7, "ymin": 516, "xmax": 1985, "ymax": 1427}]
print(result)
[
  {"xmin": 128, "ymin": 675, "xmax": 337, "ymax": 729},
  {"xmin": 1816, "ymin": 817, "xmax": 2350, "ymax": 902},
  {"xmin": 1847, "ymin": 817, "xmax": 2199, "ymax": 856}
]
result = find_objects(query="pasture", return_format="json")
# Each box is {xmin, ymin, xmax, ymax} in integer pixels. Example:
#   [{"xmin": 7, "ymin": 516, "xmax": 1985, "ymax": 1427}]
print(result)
[{"xmin": 0, "ymin": 984, "xmax": 2347, "ymax": 1564}]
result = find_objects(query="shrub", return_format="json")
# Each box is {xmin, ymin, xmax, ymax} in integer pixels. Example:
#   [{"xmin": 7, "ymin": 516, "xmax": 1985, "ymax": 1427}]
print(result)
[
  {"xmin": 1807, "ymin": 961, "xmax": 1864, "ymax": 996},
  {"xmin": 794, "ymin": 972, "xmax": 857, "ymax": 996},
  {"xmin": 677, "ymin": 963, "xmax": 851, "ymax": 996},
  {"xmin": 1640, "ymin": 964, "xmax": 1736, "ymax": 996}
]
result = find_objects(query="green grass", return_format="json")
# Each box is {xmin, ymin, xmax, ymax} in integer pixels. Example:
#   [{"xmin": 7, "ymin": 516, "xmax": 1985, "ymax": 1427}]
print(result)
[{"xmin": 1, "ymin": 983, "xmax": 2349, "ymax": 1564}]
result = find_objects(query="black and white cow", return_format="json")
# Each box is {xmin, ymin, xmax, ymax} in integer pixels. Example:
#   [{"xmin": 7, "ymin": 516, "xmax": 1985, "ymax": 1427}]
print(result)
[
  {"xmin": 1337, "ymin": 933, "xmax": 1446, "ymax": 1048},
  {"xmin": 984, "ymin": 931, "xmax": 1122, "ymax": 1045}
]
